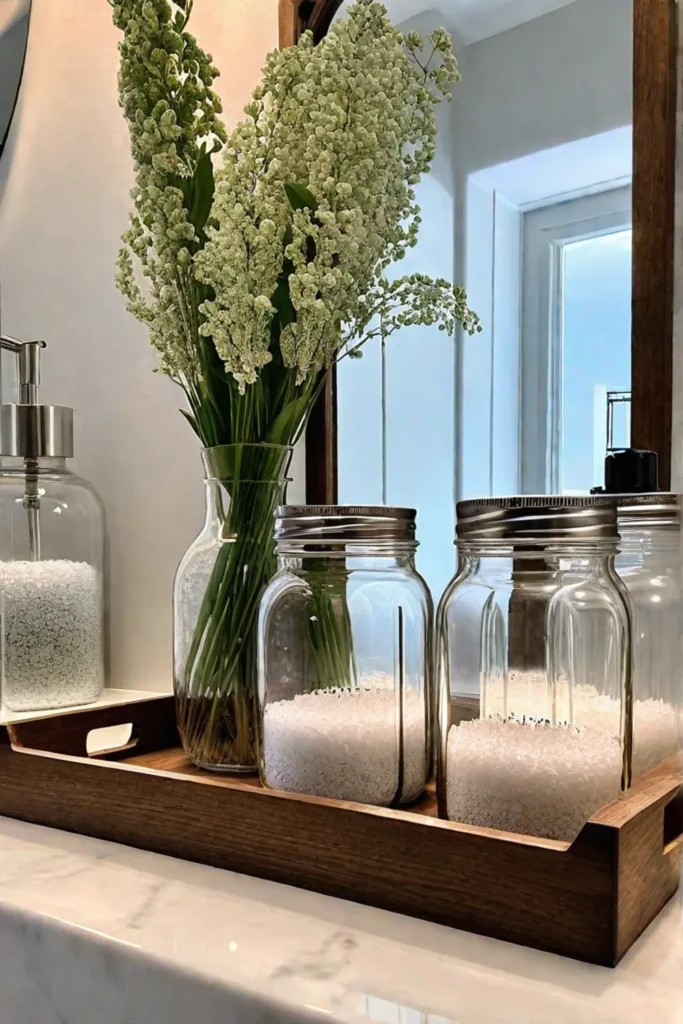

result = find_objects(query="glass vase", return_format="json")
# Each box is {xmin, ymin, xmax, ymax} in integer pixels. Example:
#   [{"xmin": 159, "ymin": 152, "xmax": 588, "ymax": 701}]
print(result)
[{"xmin": 173, "ymin": 443, "xmax": 292, "ymax": 773}]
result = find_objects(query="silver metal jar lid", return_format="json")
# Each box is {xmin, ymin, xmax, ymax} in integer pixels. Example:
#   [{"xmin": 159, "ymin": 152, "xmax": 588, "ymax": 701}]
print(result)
[
  {"xmin": 275, "ymin": 505, "xmax": 417, "ymax": 544},
  {"xmin": 612, "ymin": 493, "xmax": 680, "ymax": 528},
  {"xmin": 456, "ymin": 495, "xmax": 618, "ymax": 544}
]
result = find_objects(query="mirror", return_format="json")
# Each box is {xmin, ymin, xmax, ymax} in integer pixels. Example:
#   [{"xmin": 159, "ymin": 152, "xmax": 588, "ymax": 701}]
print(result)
[
  {"xmin": 0, "ymin": 0, "xmax": 30, "ymax": 158},
  {"xmin": 325, "ymin": 0, "xmax": 633, "ymax": 600}
]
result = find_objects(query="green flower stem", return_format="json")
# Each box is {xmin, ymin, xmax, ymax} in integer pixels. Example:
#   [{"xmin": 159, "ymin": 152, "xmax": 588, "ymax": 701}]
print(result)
[
  {"xmin": 304, "ymin": 560, "xmax": 358, "ymax": 692},
  {"xmin": 177, "ymin": 471, "xmax": 286, "ymax": 769}
]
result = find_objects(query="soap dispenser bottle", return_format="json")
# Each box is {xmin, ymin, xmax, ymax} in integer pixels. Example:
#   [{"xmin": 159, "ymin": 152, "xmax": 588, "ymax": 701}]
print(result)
[{"xmin": 0, "ymin": 335, "xmax": 105, "ymax": 712}]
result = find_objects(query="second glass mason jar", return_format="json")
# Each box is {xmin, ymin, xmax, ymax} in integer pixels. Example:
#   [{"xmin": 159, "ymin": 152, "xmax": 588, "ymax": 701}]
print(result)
[
  {"xmin": 614, "ymin": 495, "xmax": 681, "ymax": 777},
  {"xmin": 436, "ymin": 496, "xmax": 632, "ymax": 843},
  {"xmin": 258, "ymin": 506, "xmax": 432, "ymax": 806}
]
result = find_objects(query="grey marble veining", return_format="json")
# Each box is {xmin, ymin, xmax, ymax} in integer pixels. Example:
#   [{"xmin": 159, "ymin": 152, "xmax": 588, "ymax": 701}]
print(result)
[{"xmin": 0, "ymin": 816, "xmax": 679, "ymax": 1024}]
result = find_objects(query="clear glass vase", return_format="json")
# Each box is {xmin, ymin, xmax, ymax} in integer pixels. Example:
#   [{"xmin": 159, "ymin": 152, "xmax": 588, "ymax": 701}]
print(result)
[{"xmin": 173, "ymin": 444, "xmax": 292, "ymax": 773}]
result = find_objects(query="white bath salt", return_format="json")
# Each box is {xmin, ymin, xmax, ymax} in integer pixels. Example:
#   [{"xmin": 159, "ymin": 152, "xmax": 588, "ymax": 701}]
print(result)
[
  {"xmin": 446, "ymin": 718, "xmax": 623, "ymax": 842},
  {"xmin": 262, "ymin": 681, "xmax": 428, "ymax": 806},
  {"xmin": 2, "ymin": 560, "xmax": 103, "ymax": 712},
  {"xmin": 484, "ymin": 671, "xmax": 680, "ymax": 779},
  {"xmin": 633, "ymin": 698, "xmax": 681, "ymax": 777}
]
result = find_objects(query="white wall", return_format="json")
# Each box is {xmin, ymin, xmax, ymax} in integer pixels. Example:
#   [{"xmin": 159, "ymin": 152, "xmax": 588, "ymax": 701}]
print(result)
[
  {"xmin": 0, "ymin": 0, "xmax": 297, "ymax": 693},
  {"xmin": 453, "ymin": 0, "xmax": 632, "ymax": 178}
]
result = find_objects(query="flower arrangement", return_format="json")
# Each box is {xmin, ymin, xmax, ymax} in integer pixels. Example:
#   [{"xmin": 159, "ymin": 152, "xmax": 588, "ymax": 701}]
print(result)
[{"xmin": 110, "ymin": 0, "xmax": 479, "ymax": 771}]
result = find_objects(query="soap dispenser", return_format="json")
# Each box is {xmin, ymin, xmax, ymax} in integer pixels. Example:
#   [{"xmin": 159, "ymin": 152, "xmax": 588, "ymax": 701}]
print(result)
[{"xmin": 0, "ymin": 335, "xmax": 105, "ymax": 712}]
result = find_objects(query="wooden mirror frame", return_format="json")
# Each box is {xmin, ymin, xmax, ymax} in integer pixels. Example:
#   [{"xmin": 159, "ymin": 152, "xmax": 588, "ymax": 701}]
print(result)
[{"xmin": 279, "ymin": 0, "xmax": 678, "ymax": 500}]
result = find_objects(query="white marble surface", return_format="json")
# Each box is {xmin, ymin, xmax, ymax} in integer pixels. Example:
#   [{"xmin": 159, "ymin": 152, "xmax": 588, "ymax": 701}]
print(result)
[{"xmin": 0, "ymin": 818, "xmax": 679, "ymax": 1024}]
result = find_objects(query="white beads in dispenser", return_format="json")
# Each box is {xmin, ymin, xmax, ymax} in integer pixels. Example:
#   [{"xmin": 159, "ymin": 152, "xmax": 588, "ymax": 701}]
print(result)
[
  {"xmin": 436, "ymin": 496, "xmax": 632, "ymax": 843},
  {"xmin": 0, "ymin": 335, "xmax": 105, "ymax": 712}
]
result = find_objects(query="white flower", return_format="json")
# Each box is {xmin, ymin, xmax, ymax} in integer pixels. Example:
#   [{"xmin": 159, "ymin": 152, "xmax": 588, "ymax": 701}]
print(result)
[
  {"xmin": 110, "ymin": 0, "xmax": 226, "ymax": 382},
  {"xmin": 112, "ymin": 0, "xmax": 479, "ymax": 440},
  {"xmin": 196, "ymin": 0, "xmax": 477, "ymax": 387}
]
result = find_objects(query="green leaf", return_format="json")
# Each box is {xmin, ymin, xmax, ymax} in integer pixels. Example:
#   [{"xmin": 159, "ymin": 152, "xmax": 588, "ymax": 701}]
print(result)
[
  {"xmin": 284, "ymin": 182, "xmax": 317, "ymax": 212},
  {"xmin": 179, "ymin": 408, "xmax": 200, "ymax": 438},
  {"xmin": 267, "ymin": 392, "xmax": 312, "ymax": 445},
  {"xmin": 190, "ymin": 151, "xmax": 215, "ymax": 235}
]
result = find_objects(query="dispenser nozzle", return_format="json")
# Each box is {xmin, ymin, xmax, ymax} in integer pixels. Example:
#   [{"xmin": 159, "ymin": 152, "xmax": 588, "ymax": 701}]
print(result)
[
  {"xmin": 0, "ymin": 336, "xmax": 49, "ymax": 563},
  {"xmin": 1, "ymin": 336, "xmax": 46, "ymax": 406},
  {"xmin": 18, "ymin": 340, "xmax": 46, "ymax": 405}
]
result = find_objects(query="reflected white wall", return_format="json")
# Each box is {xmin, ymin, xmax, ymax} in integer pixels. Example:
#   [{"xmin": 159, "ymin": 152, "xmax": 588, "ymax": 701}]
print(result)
[
  {"xmin": 338, "ymin": 10, "xmax": 458, "ymax": 603},
  {"xmin": 455, "ymin": 0, "xmax": 632, "ymax": 500}
]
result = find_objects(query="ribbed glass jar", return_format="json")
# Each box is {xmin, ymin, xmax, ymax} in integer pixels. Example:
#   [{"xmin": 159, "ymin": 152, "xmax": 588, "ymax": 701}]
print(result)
[
  {"xmin": 258, "ymin": 505, "xmax": 432, "ymax": 807},
  {"xmin": 0, "ymin": 456, "xmax": 105, "ymax": 712},
  {"xmin": 436, "ymin": 496, "xmax": 632, "ymax": 842},
  {"xmin": 614, "ymin": 495, "xmax": 681, "ymax": 777}
]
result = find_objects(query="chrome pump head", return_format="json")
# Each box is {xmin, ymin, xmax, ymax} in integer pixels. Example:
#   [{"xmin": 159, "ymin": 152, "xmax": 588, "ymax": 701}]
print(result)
[
  {"xmin": 0, "ymin": 335, "xmax": 75, "ymax": 561},
  {"xmin": 0, "ymin": 335, "xmax": 73, "ymax": 458}
]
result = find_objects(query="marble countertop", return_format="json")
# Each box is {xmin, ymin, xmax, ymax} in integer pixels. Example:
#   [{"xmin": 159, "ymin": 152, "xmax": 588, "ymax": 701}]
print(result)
[{"xmin": 0, "ymin": 817, "xmax": 680, "ymax": 1024}]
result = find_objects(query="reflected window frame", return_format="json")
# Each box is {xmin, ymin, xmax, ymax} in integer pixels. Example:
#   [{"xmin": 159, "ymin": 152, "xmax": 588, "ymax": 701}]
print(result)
[{"xmin": 520, "ymin": 185, "xmax": 632, "ymax": 494}]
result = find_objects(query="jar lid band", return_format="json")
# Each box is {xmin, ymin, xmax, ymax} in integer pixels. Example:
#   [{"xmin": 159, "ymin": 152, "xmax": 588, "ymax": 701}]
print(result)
[
  {"xmin": 456, "ymin": 496, "xmax": 618, "ymax": 544},
  {"xmin": 613, "ymin": 493, "xmax": 680, "ymax": 527},
  {"xmin": 275, "ymin": 505, "xmax": 417, "ymax": 544}
]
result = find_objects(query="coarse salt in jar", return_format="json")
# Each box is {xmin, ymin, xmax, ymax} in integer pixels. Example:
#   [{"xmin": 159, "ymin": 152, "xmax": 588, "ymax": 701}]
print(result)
[
  {"xmin": 436, "ymin": 496, "xmax": 632, "ymax": 842},
  {"xmin": 614, "ymin": 494, "xmax": 681, "ymax": 777},
  {"xmin": 258, "ymin": 505, "xmax": 432, "ymax": 807}
]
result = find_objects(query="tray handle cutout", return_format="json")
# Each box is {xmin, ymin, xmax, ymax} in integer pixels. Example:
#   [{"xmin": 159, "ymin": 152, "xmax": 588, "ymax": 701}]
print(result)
[
  {"xmin": 6, "ymin": 695, "xmax": 178, "ymax": 758},
  {"xmin": 86, "ymin": 723, "xmax": 139, "ymax": 759},
  {"xmin": 663, "ymin": 787, "xmax": 683, "ymax": 855}
]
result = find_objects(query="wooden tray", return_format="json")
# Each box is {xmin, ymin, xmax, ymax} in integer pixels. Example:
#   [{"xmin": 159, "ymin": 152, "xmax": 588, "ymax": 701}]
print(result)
[{"xmin": 0, "ymin": 695, "xmax": 680, "ymax": 967}]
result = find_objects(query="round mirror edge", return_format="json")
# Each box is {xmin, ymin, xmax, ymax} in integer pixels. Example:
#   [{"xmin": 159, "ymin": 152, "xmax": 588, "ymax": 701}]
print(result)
[{"xmin": 0, "ymin": 0, "xmax": 32, "ymax": 162}]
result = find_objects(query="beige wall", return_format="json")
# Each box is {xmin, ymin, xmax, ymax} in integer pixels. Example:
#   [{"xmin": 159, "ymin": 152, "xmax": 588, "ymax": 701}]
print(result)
[{"xmin": 0, "ymin": 0, "xmax": 301, "ymax": 693}]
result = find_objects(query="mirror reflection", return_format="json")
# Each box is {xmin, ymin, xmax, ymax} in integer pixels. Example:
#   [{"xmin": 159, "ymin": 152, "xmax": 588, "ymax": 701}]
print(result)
[
  {"xmin": 0, "ymin": 0, "xmax": 30, "ymax": 157},
  {"xmin": 334, "ymin": 0, "xmax": 633, "ymax": 600}
]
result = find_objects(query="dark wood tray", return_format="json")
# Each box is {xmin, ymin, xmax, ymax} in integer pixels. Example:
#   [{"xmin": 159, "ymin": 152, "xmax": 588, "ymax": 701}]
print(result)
[{"xmin": 0, "ymin": 694, "xmax": 680, "ymax": 967}]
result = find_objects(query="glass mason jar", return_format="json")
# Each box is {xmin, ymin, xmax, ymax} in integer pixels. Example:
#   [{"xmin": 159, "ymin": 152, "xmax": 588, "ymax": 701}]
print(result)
[
  {"xmin": 0, "ymin": 455, "xmax": 105, "ymax": 712},
  {"xmin": 436, "ymin": 497, "xmax": 632, "ymax": 843},
  {"xmin": 258, "ymin": 506, "xmax": 432, "ymax": 806},
  {"xmin": 614, "ymin": 495, "xmax": 681, "ymax": 777},
  {"xmin": 174, "ymin": 443, "xmax": 292, "ymax": 773}
]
